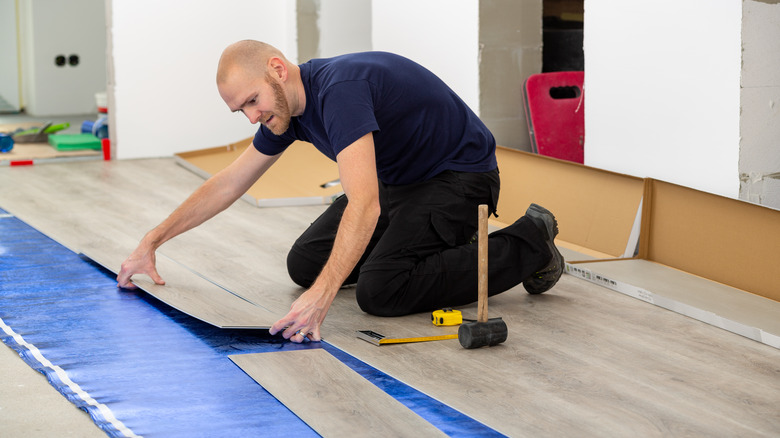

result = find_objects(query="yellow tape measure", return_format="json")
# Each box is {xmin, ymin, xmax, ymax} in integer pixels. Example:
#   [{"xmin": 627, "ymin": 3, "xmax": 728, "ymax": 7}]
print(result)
[{"xmin": 431, "ymin": 308, "xmax": 462, "ymax": 326}]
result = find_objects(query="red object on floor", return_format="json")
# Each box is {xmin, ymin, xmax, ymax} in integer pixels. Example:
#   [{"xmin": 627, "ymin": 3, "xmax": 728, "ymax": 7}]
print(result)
[
  {"xmin": 102, "ymin": 138, "xmax": 111, "ymax": 160},
  {"xmin": 523, "ymin": 71, "xmax": 584, "ymax": 164}
]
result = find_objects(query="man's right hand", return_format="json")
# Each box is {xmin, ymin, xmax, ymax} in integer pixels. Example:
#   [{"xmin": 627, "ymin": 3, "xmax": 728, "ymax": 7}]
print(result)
[
  {"xmin": 116, "ymin": 243, "xmax": 166, "ymax": 289},
  {"xmin": 114, "ymin": 147, "xmax": 279, "ymax": 290}
]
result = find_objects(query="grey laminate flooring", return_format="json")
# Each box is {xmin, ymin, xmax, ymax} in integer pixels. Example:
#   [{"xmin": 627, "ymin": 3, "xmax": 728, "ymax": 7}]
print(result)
[
  {"xmin": 1, "ymin": 158, "xmax": 778, "ymax": 437},
  {"xmin": 230, "ymin": 350, "xmax": 448, "ymax": 437}
]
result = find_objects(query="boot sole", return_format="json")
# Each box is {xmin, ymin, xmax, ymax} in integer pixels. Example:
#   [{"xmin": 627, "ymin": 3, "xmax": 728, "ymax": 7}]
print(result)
[{"xmin": 523, "ymin": 204, "xmax": 564, "ymax": 294}]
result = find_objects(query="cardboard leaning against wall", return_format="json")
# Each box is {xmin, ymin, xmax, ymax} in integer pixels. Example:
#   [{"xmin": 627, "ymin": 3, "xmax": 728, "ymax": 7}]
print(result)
[
  {"xmin": 175, "ymin": 138, "xmax": 343, "ymax": 207},
  {"xmin": 494, "ymin": 146, "xmax": 645, "ymax": 262}
]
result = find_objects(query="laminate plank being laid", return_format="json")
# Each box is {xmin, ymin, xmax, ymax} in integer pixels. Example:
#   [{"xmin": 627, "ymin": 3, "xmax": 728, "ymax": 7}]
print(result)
[
  {"xmin": 229, "ymin": 349, "xmax": 448, "ymax": 438},
  {"xmin": 80, "ymin": 232, "xmax": 279, "ymax": 329}
]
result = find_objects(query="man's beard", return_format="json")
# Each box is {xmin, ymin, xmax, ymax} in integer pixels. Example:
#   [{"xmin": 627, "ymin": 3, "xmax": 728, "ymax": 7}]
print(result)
[{"xmin": 265, "ymin": 72, "xmax": 292, "ymax": 135}]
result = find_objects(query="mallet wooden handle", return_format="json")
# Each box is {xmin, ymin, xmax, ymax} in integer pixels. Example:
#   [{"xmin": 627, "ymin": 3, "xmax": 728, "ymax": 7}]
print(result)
[
  {"xmin": 458, "ymin": 204, "xmax": 507, "ymax": 349},
  {"xmin": 477, "ymin": 204, "xmax": 488, "ymax": 323}
]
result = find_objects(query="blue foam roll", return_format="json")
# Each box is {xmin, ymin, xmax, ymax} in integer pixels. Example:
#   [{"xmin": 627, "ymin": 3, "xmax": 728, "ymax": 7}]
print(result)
[
  {"xmin": 81, "ymin": 120, "xmax": 95, "ymax": 133},
  {"xmin": 0, "ymin": 133, "xmax": 13, "ymax": 152},
  {"xmin": 81, "ymin": 118, "xmax": 109, "ymax": 139}
]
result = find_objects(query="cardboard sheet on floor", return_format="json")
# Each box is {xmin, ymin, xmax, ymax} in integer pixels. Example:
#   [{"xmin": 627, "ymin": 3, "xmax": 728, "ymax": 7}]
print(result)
[
  {"xmin": 175, "ymin": 138, "xmax": 342, "ymax": 207},
  {"xmin": 80, "ymin": 232, "xmax": 277, "ymax": 329},
  {"xmin": 230, "ymin": 349, "xmax": 447, "ymax": 437}
]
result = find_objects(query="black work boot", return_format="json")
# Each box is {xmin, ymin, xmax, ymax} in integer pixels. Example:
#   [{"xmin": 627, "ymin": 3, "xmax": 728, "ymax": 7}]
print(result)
[{"xmin": 523, "ymin": 204, "xmax": 564, "ymax": 294}]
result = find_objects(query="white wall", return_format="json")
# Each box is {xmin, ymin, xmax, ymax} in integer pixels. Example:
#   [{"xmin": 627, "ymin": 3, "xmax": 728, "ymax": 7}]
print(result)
[
  {"xmin": 584, "ymin": 0, "xmax": 742, "ymax": 198},
  {"xmin": 371, "ymin": 0, "xmax": 480, "ymax": 114},
  {"xmin": 110, "ymin": 0, "xmax": 297, "ymax": 159},
  {"xmin": 19, "ymin": 0, "xmax": 106, "ymax": 116},
  {"xmin": 0, "ymin": 0, "xmax": 21, "ymax": 111}
]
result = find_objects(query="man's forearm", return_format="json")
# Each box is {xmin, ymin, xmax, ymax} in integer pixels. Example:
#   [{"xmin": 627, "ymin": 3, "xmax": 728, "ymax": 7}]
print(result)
[
  {"xmin": 311, "ymin": 199, "xmax": 380, "ymax": 294},
  {"xmin": 142, "ymin": 173, "xmax": 242, "ymax": 250}
]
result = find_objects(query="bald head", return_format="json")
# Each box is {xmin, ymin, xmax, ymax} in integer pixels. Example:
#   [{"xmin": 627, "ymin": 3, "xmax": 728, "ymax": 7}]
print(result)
[
  {"xmin": 216, "ymin": 40, "xmax": 305, "ymax": 122},
  {"xmin": 217, "ymin": 40, "xmax": 290, "ymax": 85}
]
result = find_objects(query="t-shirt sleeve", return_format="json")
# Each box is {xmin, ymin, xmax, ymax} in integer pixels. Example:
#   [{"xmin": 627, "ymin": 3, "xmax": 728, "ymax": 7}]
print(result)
[
  {"xmin": 320, "ymin": 80, "xmax": 380, "ymax": 156},
  {"xmin": 252, "ymin": 125, "xmax": 294, "ymax": 156}
]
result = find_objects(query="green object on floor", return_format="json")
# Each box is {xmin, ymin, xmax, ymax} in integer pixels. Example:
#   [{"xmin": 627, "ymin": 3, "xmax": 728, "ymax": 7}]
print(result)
[
  {"xmin": 12, "ymin": 122, "xmax": 71, "ymax": 143},
  {"xmin": 48, "ymin": 133, "xmax": 101, "ymax": 151}
]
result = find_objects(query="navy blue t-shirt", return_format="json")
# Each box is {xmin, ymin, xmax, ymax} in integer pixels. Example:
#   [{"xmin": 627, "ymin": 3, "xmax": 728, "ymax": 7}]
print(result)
[{"xmin": 253, "ymin": 52, "xmax": 496, "ymax": 185}]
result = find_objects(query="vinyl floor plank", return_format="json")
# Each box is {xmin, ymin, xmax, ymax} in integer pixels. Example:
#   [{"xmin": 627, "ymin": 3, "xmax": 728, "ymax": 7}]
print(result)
[
  {"xmin": 230, "ymin": 349, "xmax": 447, "ymax": 437},
  {"xmin": 81, "ymin": 235, "xmax": 277, "ymax": 329}
]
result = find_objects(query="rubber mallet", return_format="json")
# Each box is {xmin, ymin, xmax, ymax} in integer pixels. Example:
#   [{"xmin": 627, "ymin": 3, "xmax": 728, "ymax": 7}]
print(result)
[{"xmin": 458, "ymin": 204, "xmax": 508, "ymax": 349}]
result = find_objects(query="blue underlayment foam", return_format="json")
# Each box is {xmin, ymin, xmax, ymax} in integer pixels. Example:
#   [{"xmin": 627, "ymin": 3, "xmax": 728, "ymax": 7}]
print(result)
[{"xmin": 0, "ymin": 210, "xmax": 503, "ymax": 437}]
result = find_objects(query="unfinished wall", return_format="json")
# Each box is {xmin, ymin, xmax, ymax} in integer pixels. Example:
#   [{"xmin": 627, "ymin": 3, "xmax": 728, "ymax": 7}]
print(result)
[
  {"xmin": 479, "ymin": 0, "xmax": 542, "ymax": 151},
  {"xmin": 584, "ymin": 0, "xmax": 742, "ymax": 199},
  {"xmin": 739, "ymin": 0, "xmax": 780, "ymax": 209},
  {"xmin": 298, "ymin": 0, "xmax": 371, "ymax": 62},
  {"xmin": 318, "ymin": 0, "xmax": 371, "ymax": 57},
  {"xmin": 297, "ymin": 0, "xmax": 320, "ymax": 63}
]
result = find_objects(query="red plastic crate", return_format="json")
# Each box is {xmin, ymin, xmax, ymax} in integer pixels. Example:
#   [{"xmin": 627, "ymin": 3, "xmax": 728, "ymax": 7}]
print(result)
[{"xmin": 523, "ymin": 71, "xmax": 584, "ymax": 164}]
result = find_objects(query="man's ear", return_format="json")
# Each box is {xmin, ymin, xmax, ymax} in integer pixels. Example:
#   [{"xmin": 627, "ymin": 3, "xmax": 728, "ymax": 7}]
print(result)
[{"xmin": 268, "ymin": 57, "xmax": 288, "ymax": 81}]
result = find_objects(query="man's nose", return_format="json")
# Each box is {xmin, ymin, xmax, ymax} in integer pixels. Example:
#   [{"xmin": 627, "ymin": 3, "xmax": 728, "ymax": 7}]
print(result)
[{"xmin": 246, "ymin": 109, "xmax": 263, "ymax": 124}]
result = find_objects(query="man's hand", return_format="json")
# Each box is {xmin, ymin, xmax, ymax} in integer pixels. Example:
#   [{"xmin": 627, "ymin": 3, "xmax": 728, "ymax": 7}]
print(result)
[
  {"xmin": 116, "ymin": 243, "xmax": 165, "ymax": 289},
  {"xmin": 269, "ymin": 286, "xmax": 336, "ymax": 343},
  {"xmin": 115, "ymin": 148, "xmax": 280, "ymax": 290}
]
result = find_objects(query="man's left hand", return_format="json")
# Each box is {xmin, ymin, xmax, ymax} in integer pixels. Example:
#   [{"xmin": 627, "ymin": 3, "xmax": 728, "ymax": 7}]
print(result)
[{"xmin": 269, "ymin": 287, "xmax": 335, "ymax": 343}]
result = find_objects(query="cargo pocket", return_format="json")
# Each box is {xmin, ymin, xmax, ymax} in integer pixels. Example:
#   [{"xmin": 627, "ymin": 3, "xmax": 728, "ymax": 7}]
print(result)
[
  {"xmin": 396, "ymin": 211, "xmax": 459, "ymax": 261},
  {"xmin": 430, "ymin": 211, "xmax": 458, "ymax": 248}
]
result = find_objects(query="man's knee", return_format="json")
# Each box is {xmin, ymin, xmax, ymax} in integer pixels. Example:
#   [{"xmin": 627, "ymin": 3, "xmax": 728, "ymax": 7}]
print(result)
[
  {"xmin": 286, "ymin": 248, "xmax": 319, "ymax": 288},
  {"xmin": 355, "ymin": 270, "xmax": 411, "ymax": 317}
]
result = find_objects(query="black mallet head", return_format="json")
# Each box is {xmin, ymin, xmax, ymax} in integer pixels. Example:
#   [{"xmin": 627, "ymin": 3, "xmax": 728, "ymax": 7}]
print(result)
[{"xmin": 458, "ymin": 317, "xmax": 508, "ymax": 349}]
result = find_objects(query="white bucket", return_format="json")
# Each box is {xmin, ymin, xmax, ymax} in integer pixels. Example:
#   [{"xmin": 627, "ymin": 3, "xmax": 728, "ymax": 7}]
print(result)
[{"xmin": 95, "ymin": 92, "xmax": 108, "ymax": 113}]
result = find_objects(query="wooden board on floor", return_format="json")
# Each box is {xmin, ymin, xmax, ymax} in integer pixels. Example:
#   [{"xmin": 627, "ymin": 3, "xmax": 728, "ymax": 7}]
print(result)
[
  {"xmin": 0, "ymin": 123, "xmax": 100, "ymax": 163},
  {"xmin": 175, "ymin": 138, "xmax": 343, "ymax": 207},
  {"xmin": 229, "ymin": 349, "xmax": 447, "ymax": 437},
  {"xmin": 0, "ymin": 141, "xmax": 99, "ymax": 164}
]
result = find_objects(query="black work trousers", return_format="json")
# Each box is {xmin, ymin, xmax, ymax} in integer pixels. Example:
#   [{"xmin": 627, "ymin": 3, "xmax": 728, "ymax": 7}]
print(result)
[{"xmin": 286, "ymin": 169, "xmax": 551, "ymax": 317}]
